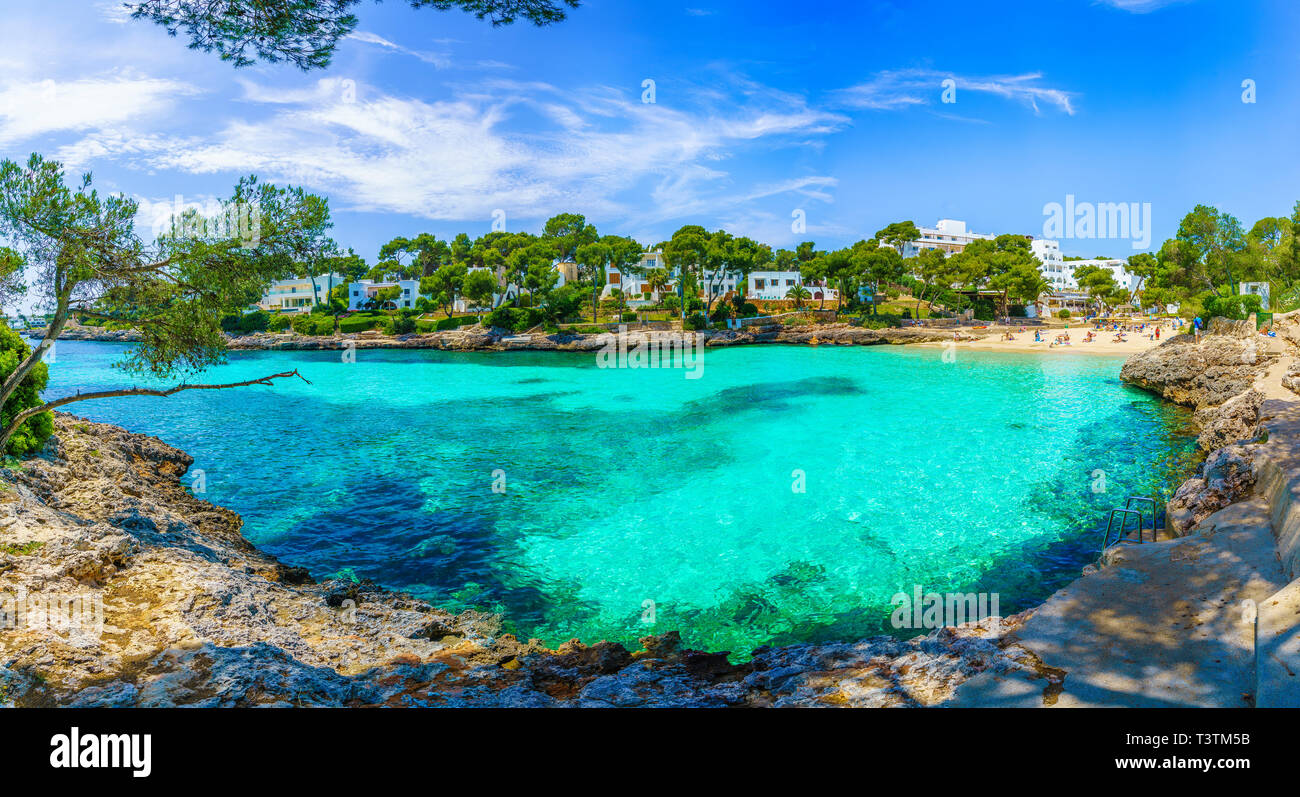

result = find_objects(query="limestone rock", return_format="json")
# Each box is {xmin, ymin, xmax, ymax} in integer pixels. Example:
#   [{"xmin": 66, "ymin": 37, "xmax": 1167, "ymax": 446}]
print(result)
[
  {"xmin": 1166, "ymin": 445, "xmax": 1258, "ymax": 533},
  {"xmin": 1282, "ymin": 361, "xmax": 1300, "ymax": 397},
  {"xmin": 1120, "ymin": 320, "xmax": 1272, "ymax": 408},
  {"xmin": 1194, "ymin": 388, "xmax": 1264, "ymax": 451}
]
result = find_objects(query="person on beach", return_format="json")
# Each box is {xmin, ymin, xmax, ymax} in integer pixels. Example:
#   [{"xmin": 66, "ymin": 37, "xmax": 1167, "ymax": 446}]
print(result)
[{"xmin": 1194, "ymin": 316, "xmax": 1202, "ymax": 339}]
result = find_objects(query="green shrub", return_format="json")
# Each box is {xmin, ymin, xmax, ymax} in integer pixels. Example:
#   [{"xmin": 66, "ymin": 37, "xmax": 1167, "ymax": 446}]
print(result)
[
  {"xmin": 391, "ymin": 314, "xmax": 417, "ymax": 335},
  {"xmin": 433, "ymin": 315, "xmax": 478, "ymax": 331},
  {"xmin": 683, "ymin": 313, "xmax": 708, "ymax": 331},
  {"xmin": 1057, "ymin": 309, "xmax": 1071, "ymax": 320},
  {"xmin": 620, "ymin": 311, "xmax": 637, "ymax": 322},
  {"xmin": 338, "ymin": 315, "xmax": 383, "ymax": 334},
  {"xmin": 861, "ymin": 313, "xmax": 903, "ymax": 330},
  {"xmin": 1201, "ymin": 293, "xmax": 1263, "ymax": 321},
  {"xmin": 0, "ymin": 324, "xmax": 52, "ymax": 457},
  {"xmin": 546, "ymin": 284, "xmax": 587, "ymax": 323},
  {"xmin": 740, "ymin": 303, "xmax": 760, "ymax": 318},
  {"xmin": 268, "ymin": 314, "xmax": 291, "ymax": 332},
  {"xmin": 486, "ymin": 306, "xmax": 545, "ymax": 332},
  {"xmin": 289, "ymin": 314, "xmax": 334, "ymax": 336},
  {"xmin": 223, "ymin": 310, "xmax": 270, "ymax": 334}
]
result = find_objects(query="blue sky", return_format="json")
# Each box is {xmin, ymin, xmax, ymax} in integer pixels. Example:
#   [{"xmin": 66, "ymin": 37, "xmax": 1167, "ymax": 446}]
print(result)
[{"xmin": 1, "ymin": 0, "xmax": 1298, "ymax": 264}]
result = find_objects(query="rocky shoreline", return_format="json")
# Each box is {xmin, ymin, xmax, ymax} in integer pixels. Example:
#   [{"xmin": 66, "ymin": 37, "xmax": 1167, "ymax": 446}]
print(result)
[
  {"xmin": 4, "ymin": 316, "xmax": 1297, "ymax": 707},
  {"xmin": 34, "ymin": 321, "xmax": 957, "ymax": 351}
]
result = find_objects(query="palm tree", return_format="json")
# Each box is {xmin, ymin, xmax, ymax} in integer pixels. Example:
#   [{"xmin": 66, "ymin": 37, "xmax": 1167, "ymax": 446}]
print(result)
[
  {"xmin": 645, "ymin": 267, "xmax": 670, "ymax": 309},
  {"xmin": 786, "ymin": 284, "xmax": 812, "ymax": 310}
]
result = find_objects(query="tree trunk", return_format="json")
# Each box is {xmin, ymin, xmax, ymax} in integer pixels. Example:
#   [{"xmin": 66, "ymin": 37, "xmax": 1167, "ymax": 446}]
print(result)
[
  {"xmin": 0, "ymin": 285, "xmax": 72, "ymax": 413},
  {"xmin": 0, "ymin": 370, "xmax": 311, "ymax": 454}
]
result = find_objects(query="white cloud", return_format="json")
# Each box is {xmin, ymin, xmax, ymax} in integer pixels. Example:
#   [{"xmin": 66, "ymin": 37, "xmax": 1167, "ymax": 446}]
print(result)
[
  {"xmin": 837, "ymin": 68, "xmax": 1077, "ymax": 115},
  {"xmin": 67, "ymin": 77, "xmax": 845, "ymax": 229},
  {"xmin": 0, "ymin": 73, "xmax": 199, "ymax": 146},
  {"xmin": 345, "ymin": 31, "xmax": 450, "ymax": 68},
  {"xmin": 1094, "ymin": 0, "xmax": 1191, "ymax": 11},
  {"xmin": 95, "ymin": 1, "xmax": 133, "ymax": 24}
]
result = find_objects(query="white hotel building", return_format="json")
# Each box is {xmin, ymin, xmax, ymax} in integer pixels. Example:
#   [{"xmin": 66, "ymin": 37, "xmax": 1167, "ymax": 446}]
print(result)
[
  {"xmin": 900, "ymin": 219, "xmax": 997, "ymax": 258},
  {"xmin": 1030, "ymin": 239, "xmax": 1140, "ymax": 294}
]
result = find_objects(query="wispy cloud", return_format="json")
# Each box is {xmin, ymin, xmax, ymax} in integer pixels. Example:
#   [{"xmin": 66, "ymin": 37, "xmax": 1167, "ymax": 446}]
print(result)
[
  {"xmin": 836, "ymin": 68, "xmax": 1077, "ymax": 115},
  {"xmin": 1094, "ymin": 0, "xmax": 1192, "ymax": 12},
  {"xmin": 0, "ymin": 73, "xmax": 198, "ymax": 146},
  {"xmin": 95, "ymin": 1, "xmax": 133, "ymax": 24},
  {"xmin": 345, "ymin": 31, "xmax": 450, "ymax": 68},
  {"xmin": 56, "ymin": 76, "xmax": 845, "ymax": 228}
]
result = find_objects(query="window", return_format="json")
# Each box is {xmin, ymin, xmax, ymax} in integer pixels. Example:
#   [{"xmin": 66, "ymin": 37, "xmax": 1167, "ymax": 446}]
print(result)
[{"xmin": 609, "ymin": 273, "xmax": 621, "ymax": 284}]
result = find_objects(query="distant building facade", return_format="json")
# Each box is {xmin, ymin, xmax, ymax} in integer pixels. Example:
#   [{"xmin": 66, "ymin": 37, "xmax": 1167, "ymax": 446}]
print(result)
[
  {"xmin": 258, "ymin": 274, "xmax": 345, "ymax": 314},
  {"xmin": 347, "ymin": 279, "xmax": 422, "ymax": 311},
  {"xmin": 901, "ymin": 219, "xmax": 997, "ymax": 258},
  {"xmin": 747, "ymin": 271, "xmax": 839, "ymax": 303}
]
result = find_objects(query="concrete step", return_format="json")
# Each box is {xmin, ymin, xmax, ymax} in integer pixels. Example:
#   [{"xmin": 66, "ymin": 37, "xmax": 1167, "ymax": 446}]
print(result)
[{"xmin": 950, "ymin": 497, "xmax": 1287, "ymax": 707}]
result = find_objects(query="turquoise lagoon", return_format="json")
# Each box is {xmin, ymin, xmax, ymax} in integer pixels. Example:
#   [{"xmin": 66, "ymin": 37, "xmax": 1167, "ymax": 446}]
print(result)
[{"xmin": 45, "ymin": 341, "xmax": 1196, "ymax": 657}]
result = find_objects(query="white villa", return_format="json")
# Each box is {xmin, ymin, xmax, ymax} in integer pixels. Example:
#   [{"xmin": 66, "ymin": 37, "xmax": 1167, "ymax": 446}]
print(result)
[
  {"xmin": 1030, "ymin": 240, "xmax": 1140, "ymax": 294},
  {"xmin": 257, "ymin": 274, "xmax": 345, "ymax": 314},
  {"xmin": 747, "ymin": 271, "xmax": 838, "ymax": 303},
  {"xmin": 602, "ymin": 251, "xmax": 699, "ymax": 305},
  {"xmin": 901, "ymin": 219, "xmax": 997, "ymax": 258},
  {"xmin": 347, "ymin": 279, "xmax": 422, "ymax": 311},
  {"xmin": 453, "ymin": 266, "xmax": 520, "ymax": 313}
]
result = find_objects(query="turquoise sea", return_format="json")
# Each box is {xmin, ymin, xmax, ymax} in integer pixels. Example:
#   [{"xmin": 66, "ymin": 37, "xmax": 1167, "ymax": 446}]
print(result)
[{"xmin": 44, "ymin": 341, "xmax": 1196, "ymax": 657}]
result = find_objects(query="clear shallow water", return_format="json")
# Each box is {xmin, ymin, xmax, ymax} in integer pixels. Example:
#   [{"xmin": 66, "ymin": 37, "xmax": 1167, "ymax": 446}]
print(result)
[{"xmin": 44, "ymin": 341, "xmax": 1196, "ymax": 657}]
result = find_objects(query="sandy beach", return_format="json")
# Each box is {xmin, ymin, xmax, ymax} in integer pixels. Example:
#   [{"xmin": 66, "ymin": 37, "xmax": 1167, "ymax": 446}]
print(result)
[{"xmin": 926, "ymin": 330, "xmax": 1165, "ymax": 356}]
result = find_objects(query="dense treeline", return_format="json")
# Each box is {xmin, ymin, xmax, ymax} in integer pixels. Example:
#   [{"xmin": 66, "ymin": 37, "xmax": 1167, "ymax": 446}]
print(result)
[{"xmin": 247, "ymin": 202, "xmax": 1300, "ymax": 336}]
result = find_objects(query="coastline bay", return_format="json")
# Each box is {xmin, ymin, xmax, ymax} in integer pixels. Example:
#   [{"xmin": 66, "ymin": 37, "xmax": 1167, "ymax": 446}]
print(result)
[{"xmin": 42, "ymin": 340, "xmax": 1197, "ymax": 657}]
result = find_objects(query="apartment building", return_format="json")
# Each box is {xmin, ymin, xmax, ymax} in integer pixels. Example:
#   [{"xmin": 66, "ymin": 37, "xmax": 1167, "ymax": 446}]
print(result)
[
  {"xmin": 1030, "ymin": 240, "xmax": 1139, "ymax": 294},
  {"xmin": 900, "ymin": 219, "xmax": 997, "ymax": 258},
  {"xmin": 347, "ymin": 279, "xmax": 422, "ymax": 311},
  {"xmin": 747, "ymin": 271, "xmax": 839, "ymax": 303},
  {"xmin": 257, "ymin": 274, "xmax": 345, "ymax": 314}
]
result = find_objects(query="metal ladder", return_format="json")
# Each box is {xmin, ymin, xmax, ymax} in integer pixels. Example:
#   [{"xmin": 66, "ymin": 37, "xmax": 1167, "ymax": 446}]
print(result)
[{"xmin": 1100, "ymin": 496, "xmax": 1163, "ymax": 552}]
